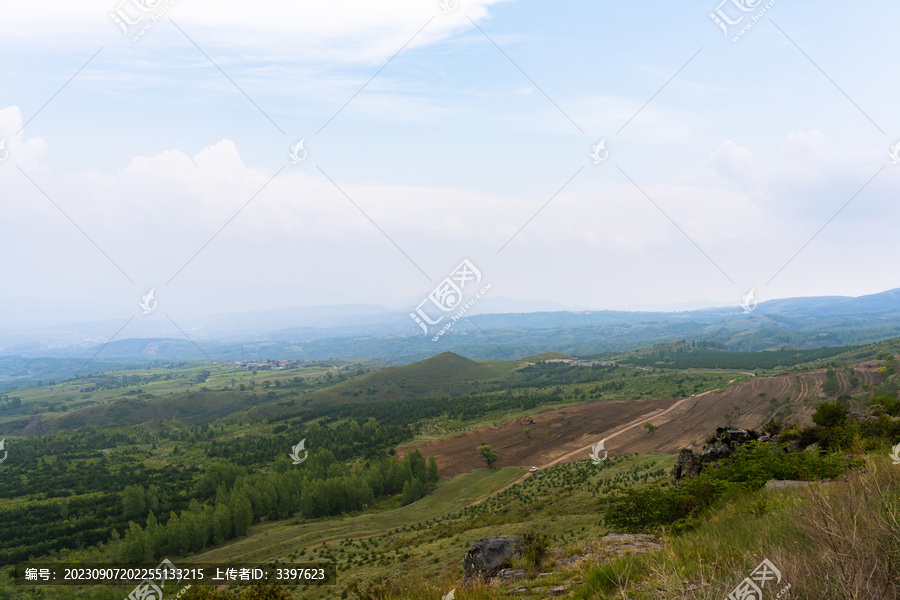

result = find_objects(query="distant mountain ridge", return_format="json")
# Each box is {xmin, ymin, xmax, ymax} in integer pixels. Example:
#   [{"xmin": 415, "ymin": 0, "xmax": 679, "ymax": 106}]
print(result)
[{"xmin": 2, "ymin": 287, "xmax": 900, "ymax": 368}]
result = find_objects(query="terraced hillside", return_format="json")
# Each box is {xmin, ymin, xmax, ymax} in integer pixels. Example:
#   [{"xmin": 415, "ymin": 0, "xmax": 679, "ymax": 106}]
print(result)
[{"xmin": 400, "ymin": 361, "xmax": 882, "ymax": 476}]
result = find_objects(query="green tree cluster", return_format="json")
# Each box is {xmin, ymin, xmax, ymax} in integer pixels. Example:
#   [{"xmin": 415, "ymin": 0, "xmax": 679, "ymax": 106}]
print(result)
[{"xmin": 118, "ymin": 450, "xmax": 438, "ymax": 561}]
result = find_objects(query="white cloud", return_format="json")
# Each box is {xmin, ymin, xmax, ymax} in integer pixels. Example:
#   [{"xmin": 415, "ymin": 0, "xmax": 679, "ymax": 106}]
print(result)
[
  {"xmin": 1, "ymin": 0, "xmax": 515, "ymax": 64},
  {"xmin": 0, "ymin": 107, "xmax": 48, "ymax": 172}
]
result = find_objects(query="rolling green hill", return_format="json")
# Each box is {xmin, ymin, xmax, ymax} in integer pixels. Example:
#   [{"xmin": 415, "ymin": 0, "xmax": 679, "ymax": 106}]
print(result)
[{"xmin": 303, "ymin": 352, "xmax": 520, "ymax": 405}]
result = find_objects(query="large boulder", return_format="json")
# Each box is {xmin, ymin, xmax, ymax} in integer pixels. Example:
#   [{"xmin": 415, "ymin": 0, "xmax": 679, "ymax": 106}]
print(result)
[
  {"xmin": 673, "ymin": 448, "xmax": 703, "ymax": 481},
  {"xmin": 715, "ymin": 426, "xmax": 758, "ymax": 446},
  {"xmin": 674, "ymin": 427, "xmax": 767, "ymax": 483},
  {"xmin": 462, "ymin": 537, "xmax": 523, "ymax": 581}
]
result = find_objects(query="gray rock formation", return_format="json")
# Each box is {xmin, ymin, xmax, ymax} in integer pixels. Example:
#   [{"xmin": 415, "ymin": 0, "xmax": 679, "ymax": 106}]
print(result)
[
  {"xmin": 463, "ymin": 537, "xmax": 524, "ymax": 582},
  {"xmin": 674, "ymin": 426, "xmax": 770, "ymax": 483},
  {"xmin": 673, "ymin": 448, "xmax": 703, "ymax": 481},
  {"xmin": 496, "ymin": 568, "xmax": 526, "ymax": 581}
]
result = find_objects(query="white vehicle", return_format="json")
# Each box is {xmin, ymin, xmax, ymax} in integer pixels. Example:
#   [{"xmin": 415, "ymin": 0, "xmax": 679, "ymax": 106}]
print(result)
[{"xmin": 529, "ymin": 466, "xmax": 538, "ymax": 472}]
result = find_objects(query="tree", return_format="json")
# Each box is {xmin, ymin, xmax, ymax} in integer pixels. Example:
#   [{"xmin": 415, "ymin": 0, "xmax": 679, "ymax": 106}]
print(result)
[
  {"xmin": 231, "ymin": 493, "xmax": 253, "ymax": 536},
  {"xmin": 213, "ymin": 503, "xmax": 232, "ymax": 544},
  {"xmin": 122, "ymin": 484, "xmax": 147, "ymax": 520},
  {"xmin": 166, "ymin": 512, "xmax": 190, "ymax": 556},
  {"xmin": 812, "ymin": 400, "xmax": 848, "ymax": 428},
  {"xmin": 644, "ymin": 423, "xmax": 658, "ymax": 436},
  {"xmin": 426, "ymin": 456, "xmax": 439, "ymax": 484},
  {"xmin": 477, "ymin": 444, "xmax": 499, "ymax": 469},
  {"xmin": 400, "ymin": 477, "xmax": 424, "ymax": 505}
]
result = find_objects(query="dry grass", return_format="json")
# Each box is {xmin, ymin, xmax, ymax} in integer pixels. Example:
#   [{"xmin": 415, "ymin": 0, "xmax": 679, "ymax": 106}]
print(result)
[
  {"xmin": 575, "ymin": 456, "xmax": 900, "ymax": 600},
  {"xmin": 338, "ymin": 458, "xmax": 900, "ymax": 600},
  {"xmin": 783, "ymin": 457, "xmax": 900, "ymax": 599}
]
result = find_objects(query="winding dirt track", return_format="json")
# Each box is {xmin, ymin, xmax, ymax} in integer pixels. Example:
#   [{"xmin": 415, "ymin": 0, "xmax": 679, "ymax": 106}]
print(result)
[{"xmin": 464, "ymin": 388, "xmax": 719, "ymax": 505}]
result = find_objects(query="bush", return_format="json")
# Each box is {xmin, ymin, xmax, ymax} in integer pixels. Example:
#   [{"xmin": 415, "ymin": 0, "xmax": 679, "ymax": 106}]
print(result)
[
  {"xmin": 812, "ymin": 401, "xmax": 849, "ymax": 428},
  {"xmin": 761, "ymin": 417, "xmax": 785, "ymax": 436},
  {"xmin": 602, "ymin": 442, "xmax": 849, "ymax": 532},
  {"xmin": 522, "ymin": 529, "xmax": 550, "ymax": 570}
]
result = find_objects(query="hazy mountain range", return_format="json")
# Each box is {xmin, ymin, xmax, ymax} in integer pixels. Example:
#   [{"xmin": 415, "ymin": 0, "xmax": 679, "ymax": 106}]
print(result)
[{"xmin": 1, "ymin": 287, "xmax": 900, "ymax": 389}]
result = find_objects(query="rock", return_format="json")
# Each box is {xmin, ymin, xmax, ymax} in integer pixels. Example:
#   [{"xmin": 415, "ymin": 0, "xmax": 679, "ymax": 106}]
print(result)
[
  {"xmin": 510, "ymin": 586, "xmax": 528, "ymax": 594},
  {"xmin": 497, "ymin": 568, "xmax": 526, "ymax": 581},
  {"xmin": 758, "ymin": 435, "xmax": 778, "ymax": 445},
  {"xmin": 765, "ymin": 480, "xmax": 812, "ymax": 490},
  {"xmin": 548, "ymin": 586, "xmax": 568, "ymax": 596},
  {"xmin": 673, "ymin": 448, "xmax": 703, "ymax": 481},
  {"xmin": 765, "ymin": 479, "xmax": 839, "ymax": 490},
  {"xmin": 675, "ymin": 426, "xmax": 774, "ymax": 482},
  {"xmin": 716, "ymin": 426, "xmax": 758, "ymax": 446},
  {"xmin": 804, "ymin": 442, "xmax": 821, "ymax": 454},
  {"xmin": 848, "ymin": 411, "xmax": 876, "ymax": 421},
  {"xmin": 536, "ymin": 573, "xmax": 552, "ymax": 579},
  {"xmin": 787, "ymin": 440, "xmax": 806, "ymax": 452},
  {"xmin": 702, "ymin": 439, "xmax": 733, "ymax": 461},
  {"xmin": 463, "ymin": 537, "xmax": 524, "ymax": 582},
  {"xmin": 599, "ymin": 534, "xmax": 664, "ymax": 556}
]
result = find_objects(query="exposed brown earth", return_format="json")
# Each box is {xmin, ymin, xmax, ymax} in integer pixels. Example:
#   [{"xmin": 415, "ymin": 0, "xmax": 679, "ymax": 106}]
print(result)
[{"xmin": 400, "ymin": 362, "xmax": 881, "ymax": 479}]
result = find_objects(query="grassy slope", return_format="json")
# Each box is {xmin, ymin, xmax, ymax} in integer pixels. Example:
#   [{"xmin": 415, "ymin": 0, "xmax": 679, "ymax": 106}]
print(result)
[
  {"xmin": 301, "ymin": 353, "xmax": 520, "ymax": 405},
  {"xmin": 185, "ymin": 467, "xmax": 527, "ymax": 565},
  {"xmin": 794, "ymin": 335, "xmax": 900, "ymax": 369},
  {"xmin": 173, "ymin": 455, "xmax": 674, "ymax": 600},
  {"xmin": 0, "ymin": 361, "xmax": 365, "ymax": 431}
]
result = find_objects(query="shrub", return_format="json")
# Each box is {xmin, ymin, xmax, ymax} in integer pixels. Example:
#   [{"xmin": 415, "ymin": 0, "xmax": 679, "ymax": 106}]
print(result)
[
  {"xmin": 812, "ymin": 401, "xmax": 849, "ymax": 428},
  {"xmin": 602, "ymin": 442, "xmax": 849, "ymax": 532},
  {"xmin": 522, "ymin": 529, "xmax": 550, "ymax": 570},
  {"xmin": 761, "ymin": 417, "xmax": 785, "ymax": 436}
]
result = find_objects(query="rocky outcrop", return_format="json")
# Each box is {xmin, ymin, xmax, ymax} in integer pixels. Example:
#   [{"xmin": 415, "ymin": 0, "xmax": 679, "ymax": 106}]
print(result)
[
  {"xmin": 468, "ymin": 534, "xmax": 663, "ymax": 594},
  {"xmin": 463, "ymin": 537, "xmax": 524, "ymax": 582},
  {"xmin": 673, "ymin": 448, "xmax": 703, "ymax": 481},
  {"xmin": 598, "ymin": 533, "xmax": 664, "ymax": 556},
  {"xmin": 674, "ymin": 426, "xmax": 778, "ymax": 483}
]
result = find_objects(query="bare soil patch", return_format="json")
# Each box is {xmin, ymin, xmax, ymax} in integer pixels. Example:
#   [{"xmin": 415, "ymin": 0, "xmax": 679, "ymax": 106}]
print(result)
[{"xmin": 401, "ymin": 363, "xmax": 880, "ymax": 478}]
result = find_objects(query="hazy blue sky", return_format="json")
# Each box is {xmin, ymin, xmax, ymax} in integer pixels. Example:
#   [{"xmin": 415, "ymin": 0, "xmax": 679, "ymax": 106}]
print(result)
[{"xmin": 1, "ymin": 0, "xmax": 899, "ymax": 327}]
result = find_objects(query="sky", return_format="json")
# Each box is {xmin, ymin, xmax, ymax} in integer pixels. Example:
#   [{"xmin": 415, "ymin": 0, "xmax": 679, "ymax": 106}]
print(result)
[{"xmin": 1, "ymin": 0, "xmax": 899, "ymax": 331}]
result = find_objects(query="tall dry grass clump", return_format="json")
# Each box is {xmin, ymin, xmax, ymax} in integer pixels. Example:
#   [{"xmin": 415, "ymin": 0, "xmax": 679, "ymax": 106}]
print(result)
[{"xmin": 783, "ymin": 456, "xmax": 900, "ymax": 599}]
